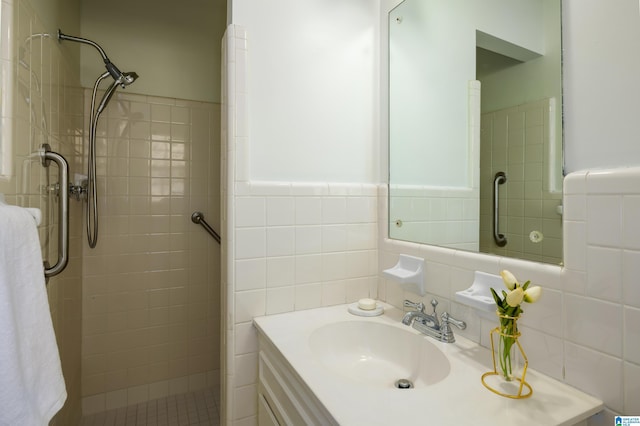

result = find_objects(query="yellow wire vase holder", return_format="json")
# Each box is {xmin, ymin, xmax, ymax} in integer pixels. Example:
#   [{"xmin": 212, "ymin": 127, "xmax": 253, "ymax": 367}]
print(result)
[{"xmin": 481, "ymin": 313, "xmax": 532, "ymax": 399}]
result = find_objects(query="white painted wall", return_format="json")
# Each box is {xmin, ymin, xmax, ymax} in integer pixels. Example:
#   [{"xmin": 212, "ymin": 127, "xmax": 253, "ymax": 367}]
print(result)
[
  {"xmin": 480, "ymin": 0, "xmax": 561, "ymax": 113},
  {"xmin": 389, "ymin": 0, "xmax": 544, "ymax": 188},
  {"xmin": 563, "ymin": 0, "xmax": 640, "ymax": 173},
  {"xmin": 231, "ymin": 0, "xmax": 380, "ymax": 183},
  {"xmin": 80, "ymin": 0, "xmax": 226, "ymax": 103}
]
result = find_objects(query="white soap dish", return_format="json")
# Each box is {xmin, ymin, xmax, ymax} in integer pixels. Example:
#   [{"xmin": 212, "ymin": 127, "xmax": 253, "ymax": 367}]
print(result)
[
  {"xmin": 348, "ymin": 302, "xmax": 383, "ymax": 317},
  {"xmin": 383, "ymin": 254, "xmax": 425, "ymax": 296},
  {"xmin": 454, "ymin": 271, "xmax": 500, "ymax": 312}
]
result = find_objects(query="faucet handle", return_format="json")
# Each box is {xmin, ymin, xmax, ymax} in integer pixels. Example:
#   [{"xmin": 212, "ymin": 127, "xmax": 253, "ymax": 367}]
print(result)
[
  {"xmin": 439, "ymin": 312, "xmax": 467, "ymax": 343},
  {"xmin": 441, "ymin": 312, "xmax": 466, "ymax": 330},
  {"xmin": 403, "ymin": 299, "xmax": 425, "ymax": 313}
]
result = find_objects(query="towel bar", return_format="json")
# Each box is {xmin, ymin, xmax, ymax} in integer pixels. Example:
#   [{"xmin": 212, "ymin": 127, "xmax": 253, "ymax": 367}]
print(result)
[{"xmin": 40, "ymin": 144, "xmax": 69, "ymax": 278}]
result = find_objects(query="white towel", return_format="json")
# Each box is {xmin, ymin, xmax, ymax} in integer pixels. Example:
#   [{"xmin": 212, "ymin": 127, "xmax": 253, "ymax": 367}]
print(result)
[{"xmin": 0, "ymin": 204, "xmax": 67, "ymax": 425}]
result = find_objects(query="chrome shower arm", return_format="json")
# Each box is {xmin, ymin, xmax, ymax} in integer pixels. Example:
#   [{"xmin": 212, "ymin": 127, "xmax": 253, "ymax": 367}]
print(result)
[
  {"xmin": 58, "ymin": 30, "xmax": 110, "ymax": 63},
  {"xmin": 58, "ymin": 29, "xmax": 123, "ymax": 81}
]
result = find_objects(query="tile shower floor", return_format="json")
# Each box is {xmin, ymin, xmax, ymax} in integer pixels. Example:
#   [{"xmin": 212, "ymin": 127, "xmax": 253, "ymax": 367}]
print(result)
[{"xmin": 80, "ymin": 388, "xmax": 220, "ymax": 426}]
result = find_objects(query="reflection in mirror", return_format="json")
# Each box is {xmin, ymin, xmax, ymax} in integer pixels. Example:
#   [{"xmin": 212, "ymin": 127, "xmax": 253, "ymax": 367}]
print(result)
[{"xmin": 388, "ymin": 0, "xmax": 563, "ymax": 265}]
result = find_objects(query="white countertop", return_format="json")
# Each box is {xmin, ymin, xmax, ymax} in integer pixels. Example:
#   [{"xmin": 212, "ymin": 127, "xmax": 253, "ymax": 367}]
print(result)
[{"xmin": 254, "ymin": 303, "xmax": 603, "ymax": 426}]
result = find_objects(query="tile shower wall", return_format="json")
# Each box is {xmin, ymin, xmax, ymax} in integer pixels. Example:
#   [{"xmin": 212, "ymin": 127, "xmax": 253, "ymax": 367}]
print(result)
[
  {"xmin": 221, "ymin": 26, "xmax": 379, "ymax": 425},
  {"xmin": 0, "ymin": 0, "xmax": 84, "ymax": 424},
  {"xmin": 479, "ymin": 98, "xmax": 563, "ymax": 264},
  {"xmin": 80, "ymin": 91, "xmax": 221, "ymax": 415}
]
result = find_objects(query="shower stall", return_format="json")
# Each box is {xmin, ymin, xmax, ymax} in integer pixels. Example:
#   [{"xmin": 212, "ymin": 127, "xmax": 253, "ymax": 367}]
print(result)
[{"xmin": 1, "ymin": 0, "xmax": 225, "ymax": 424}]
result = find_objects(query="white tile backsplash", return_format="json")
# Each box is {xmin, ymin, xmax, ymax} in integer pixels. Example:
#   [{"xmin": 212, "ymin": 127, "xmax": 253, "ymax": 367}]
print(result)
[
  {"xmin": 622, "ymin": 250, "xmax": 640, "ymax": 308},
  {"xmin": 321, "ymin": 225, "xmax": 348, "ymax": 252},
  {"xmin": 624, "ymin": 306, "xmax": 640, "ymax": 365},
  {"xmin": 586, "ymin": 246, "xmax": 622, "ymax": 302},
  {"xmin": 266, "ymin": 256, "xmax": 295, "ymax": 287},
  {"xmin": 294, "ymin": 197, "xmax": 322, "ymax": 224},
  {"xmin": 235, "ymin": 259, "xmax": 266, "ymax": 291},
  {"xmin": 266, "ymin": 197, "xmax": 295, "ymax": 226},
  {"xmin": 294, "ymin": 283, "xmax": 322, "ymax": 310},
  {"xmin": 321, "ymin": 280, "xmax": 347, "ymax": 306},
  {"xmin": 519, "ymin": 287, "xmax": 563, "ymax": 337},
  {"xmin": 235, "ymin": 197, "xmax": 266, "ymax": 227},
  {"xmin": 347, "ymin": 223, "xmax": 377, "ymax": 250},
  {"xmin": 322, "ymin": 197, "xmax": 347, "ymax": 224},
  {"xmin": 624, "ymin": 362, "xmax": 640, "ymax": 414},
  {"xmin": 622, "ymin": 195, "xmax": 640, "ymax": 250},
  {"xmin": 565, "ymin": 294, "xmax": 623, "ymax": 357},
  {"xmin": 295, "ymin": 226, "xmax": 322, "ymax": 254},
  {"xmin": 235, "ymin": 228, "xmax": 266, "ymax": 259},
  {"xmin": 587, "ymin": 195, "xmax": 622, "ymax": 246},
  {"xmin": 564, "ymin": 220, "xmax": 588, "ymax": 273},
  {"xmin": 565, "ymin": 342, "xmax": 624, "ymax": 413},
  {"xmin": 266, "ymin": 286, "xmax": 295, "ymax": 315},
  {"xmin": 234, "ymin": 290, "xmax": 266, "ymax": 324},
  {"xmin": 266, "ymin": 226, "xmax": 295, "ymax": 257},
  {"xmin": 295, "ymin": 254, "xmax": 323, "ymax": 284},
  {"xmin": 519, "ymin": 326, "xmax": 564, "ymax": 380}
]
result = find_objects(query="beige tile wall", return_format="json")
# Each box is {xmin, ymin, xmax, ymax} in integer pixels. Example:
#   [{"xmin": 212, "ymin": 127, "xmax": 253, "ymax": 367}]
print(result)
[
  {"xmin": 0, "ymin": 0, "xmax": 85, "ymax": 424},
  {"xmin": 479, "ymin": 98, "xmax": 563, "ymax": 264},
  {"xmin": 80, "ymin": 91, "xmax": 221, "ymax": 414}
]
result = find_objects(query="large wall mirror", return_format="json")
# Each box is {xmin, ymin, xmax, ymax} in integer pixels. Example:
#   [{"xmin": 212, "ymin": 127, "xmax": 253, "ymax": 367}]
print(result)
[{"xmin": 388, "ymin": 0, "xmax": 563, "ymax": 265}]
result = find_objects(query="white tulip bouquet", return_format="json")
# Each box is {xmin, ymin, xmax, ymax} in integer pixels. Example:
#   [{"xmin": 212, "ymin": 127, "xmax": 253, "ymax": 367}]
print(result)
[{"xmin": 489, "ymin": 270, "xmax": 542, "ymax": 380}]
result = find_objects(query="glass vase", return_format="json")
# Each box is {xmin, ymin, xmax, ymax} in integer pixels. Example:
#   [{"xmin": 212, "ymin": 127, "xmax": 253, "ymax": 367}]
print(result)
[
  {"xmin": 481, "ymin": 313, "xmax": 532, "ymax": 399},
  {"xmin": 498, "ymin": 314, "xmax": 519, "ymax": 381}
]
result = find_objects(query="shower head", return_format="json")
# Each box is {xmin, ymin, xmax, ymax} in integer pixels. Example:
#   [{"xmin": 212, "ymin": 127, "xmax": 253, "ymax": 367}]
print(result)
[
  {"xmin": 95, "ymin": 71, "xmax": 138, "ymax": 116},
  {"xmin": 120, "ymin": 71, "xmax": 139, "ymax": 87}
]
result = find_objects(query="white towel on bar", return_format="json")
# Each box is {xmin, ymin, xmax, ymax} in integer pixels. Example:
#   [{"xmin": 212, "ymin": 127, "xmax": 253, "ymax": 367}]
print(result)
[{"xmin": 0, "ymin": 203, "xmax": 67, "ymax": 425}]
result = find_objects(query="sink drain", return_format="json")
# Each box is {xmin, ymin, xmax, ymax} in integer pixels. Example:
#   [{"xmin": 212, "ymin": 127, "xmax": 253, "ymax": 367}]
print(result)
[{"xmin": 394, "ymin": 379, "xmax": 414, "ymax": 389}]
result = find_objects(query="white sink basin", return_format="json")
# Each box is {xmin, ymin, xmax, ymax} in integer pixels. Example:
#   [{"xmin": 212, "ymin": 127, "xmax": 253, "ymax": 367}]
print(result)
[{"xmin": 308, "ymin": 320, "xmax": 450, "ymax": 388}]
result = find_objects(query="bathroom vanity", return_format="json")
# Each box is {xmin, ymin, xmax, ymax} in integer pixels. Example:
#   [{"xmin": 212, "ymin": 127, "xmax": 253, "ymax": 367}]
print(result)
[{"xmin": 254, "ymin": 303, "xmax": 603, "ymax": 426}]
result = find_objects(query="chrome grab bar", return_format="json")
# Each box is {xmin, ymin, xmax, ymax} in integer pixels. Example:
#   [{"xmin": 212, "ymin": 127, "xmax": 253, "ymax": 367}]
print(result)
[
  {"xmin": 40, "ymin": 144, "xmax": 69, "ymax": 278},
  {"xmin": 191, "ymin": 211, "xmax": 221, "ymax": 244},
  {"xmin": 493, "ymin": 171, "xmax": 507, "ymax": 247}
]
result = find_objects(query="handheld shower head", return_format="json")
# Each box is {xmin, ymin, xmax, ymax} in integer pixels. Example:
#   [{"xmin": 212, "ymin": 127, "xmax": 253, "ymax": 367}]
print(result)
[
  {"xmin": 59, "ymin": 29, "xmax": 139, "ymax": 248},
  {"xmin": 120, "ymin": 71, "xmax": 139, "ymax": 87},
  {"xmin": 95, "ymin": 71, "xmax": 138, "ymax": 115}
]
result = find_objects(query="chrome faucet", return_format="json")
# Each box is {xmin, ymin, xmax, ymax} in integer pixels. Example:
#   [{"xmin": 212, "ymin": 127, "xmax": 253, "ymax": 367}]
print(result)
[
  {"xmin": 402, "ymin": 299, "xmax": 439, "ymax": 328},
  {"xmin": 402, "ymin": 299, "xmax": 466, "ymax": 343}
]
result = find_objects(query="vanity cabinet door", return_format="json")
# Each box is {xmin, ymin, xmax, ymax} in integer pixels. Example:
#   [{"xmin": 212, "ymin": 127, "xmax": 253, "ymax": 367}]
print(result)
[{"xmin": 258, "ymin": 393, "xmax": 280, "ymax": 426}]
